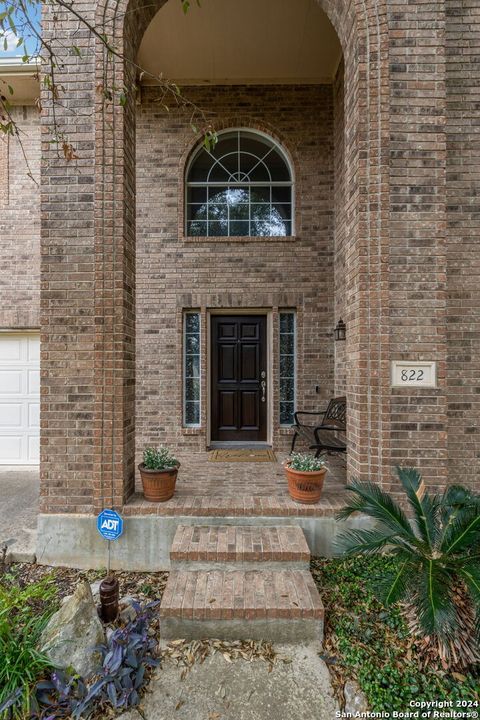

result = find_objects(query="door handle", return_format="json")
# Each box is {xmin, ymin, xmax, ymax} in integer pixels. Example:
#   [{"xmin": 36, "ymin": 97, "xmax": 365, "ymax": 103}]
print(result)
[{"xmin": 261, "ymin": 379, "xmax": 266, "ymax": 403}]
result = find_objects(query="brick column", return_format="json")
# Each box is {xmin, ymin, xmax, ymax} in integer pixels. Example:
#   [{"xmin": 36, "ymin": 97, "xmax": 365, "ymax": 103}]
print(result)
[
  {"xmin": 387, "ymin": 0, "xmax": 448, "ymax": 490},
  {"xmin": 40, "ymin": 0, "xmax": 98, "ymax": 513},
  {"xmin": 327, "ymin": 0, "xmax": 392, "ymax": 488},
  {"xmin": 445, "ymin": 0, "xmax": 480, "ymax": 491},
  {"xmin": 40, "ymin": 0, "xmax": 164, "ymax": 514}
]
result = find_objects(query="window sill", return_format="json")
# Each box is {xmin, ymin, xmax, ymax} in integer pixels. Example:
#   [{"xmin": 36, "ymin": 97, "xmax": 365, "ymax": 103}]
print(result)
[
  {"xmin": 182, "ymin": 235, "xmax": 298, "ymax": 244},
  {"xmin": 181, "ymin": 426, "xmax": 203, "ymax": 435},
  {"xmin": 279, "ymin": 426, "xmax": 294, "ymax": 434}
]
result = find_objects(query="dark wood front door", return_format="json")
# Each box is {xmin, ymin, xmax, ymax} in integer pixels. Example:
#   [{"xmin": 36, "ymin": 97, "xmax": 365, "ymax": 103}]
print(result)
[{"xmin": 211, "ymin": 315, "xmax": 267, "ymax": 442}]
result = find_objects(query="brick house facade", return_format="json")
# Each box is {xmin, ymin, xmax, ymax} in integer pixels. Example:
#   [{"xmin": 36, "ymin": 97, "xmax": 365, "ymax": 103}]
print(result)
[
  {"xmin": 136, "ymin": 83, "xmax": 335, "ymax": 456},
  {"xmin": 0, "ymin": 0, "xmax": 479, "ymax": 566}
]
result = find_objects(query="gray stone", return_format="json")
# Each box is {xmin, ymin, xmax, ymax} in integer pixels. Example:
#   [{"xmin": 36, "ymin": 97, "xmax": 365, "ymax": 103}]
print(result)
[
  {"xmin": 90, "ymin": 580, "xmax": 102, "ymax": 602},
  {"xmin": 119, "ymin": 595, "xmax": 137, "ymax": 624},
  {"xmin": 141, "ymin": 643, "xmax": 338, "ymax": 720},
  {"xmin": 116, "ymin": 711, "xmax": 143, "ymax": 720},
  {"xmin": 39, "ymin": 580, "xmax": 105, "ymax": 677},
  {"xmin": 344, "ymin": 679, "xmax": 368, "ymax": 714}
]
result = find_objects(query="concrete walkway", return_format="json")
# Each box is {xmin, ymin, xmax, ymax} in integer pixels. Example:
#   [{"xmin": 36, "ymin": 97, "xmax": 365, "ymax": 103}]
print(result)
[
  {"xmin": 0, "ymin": 467, "xmax": 38, "ymax": 562},
  {"xmin": 141, "ymin": 644, "xmax": 339, "ymax": 720}
]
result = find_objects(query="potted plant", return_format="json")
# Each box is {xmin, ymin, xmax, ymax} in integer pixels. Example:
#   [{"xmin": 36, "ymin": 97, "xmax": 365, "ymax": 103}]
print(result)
[
  {"xmin": 138, "ymin": 446, "xmax": 180, "ymax": 502},
  {"xmin": 284, "ymin": 452, "xmax": 327, "ymax": 504}
]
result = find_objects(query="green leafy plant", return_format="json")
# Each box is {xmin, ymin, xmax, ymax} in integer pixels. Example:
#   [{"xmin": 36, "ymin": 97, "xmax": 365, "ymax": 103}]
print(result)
[
  {"xmin": 0, "ymin": 574, "xmax": 57, "ymax": 719},
  {"xmin": 312, "ymin": 555, "xmax": 479, "ymax": 712},
  {"xmin": 287, "ymin": 452, "xmax": 326, "ymax": 472},
  {"xmin": 1, "ymin": 601, "xmax": 160, "ymax": 719},
  {"xmin": 142, "ymin": 446, "xmax": 178, "ymax": 471},
  {"xmin": 336, "ymin": 467, "xmax": 480, "ymax": 668}
]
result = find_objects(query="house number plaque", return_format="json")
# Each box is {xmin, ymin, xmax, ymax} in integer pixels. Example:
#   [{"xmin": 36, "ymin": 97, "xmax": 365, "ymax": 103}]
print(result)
[{"xmin": 391, "ymin": 361, "xmax": 437, "ymax": 389}]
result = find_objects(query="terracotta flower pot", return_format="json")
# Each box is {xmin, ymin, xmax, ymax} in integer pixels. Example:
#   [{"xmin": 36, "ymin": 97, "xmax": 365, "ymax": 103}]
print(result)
[
  {"xmin": 284, "ymin": 464, "xmax": 327, "ymax": 504},
  {"xmin": 138, "ymin": 463, "xmax": 180, "ymax": 502}
]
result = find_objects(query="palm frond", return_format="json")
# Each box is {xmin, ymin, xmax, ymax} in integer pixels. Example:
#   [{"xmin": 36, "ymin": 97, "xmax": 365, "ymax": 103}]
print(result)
[
  {"xmin": 441, "ymin": 505, "xmax": 480, "ymax": 556},
  {"xmin": 334, "ymin": 528, "xmax": 405, "ymax": 556},
  {"xmin": 335, "ymin": 490, "xmax": 368, "ymax": 521},
  {"xmin": 459, "ymin": 560, "xmax": 480, "ymax": 609},
  {"xmin": 335, "ymin": 479, "xmax": 416, "ymax": 541},
  {"xmin": 442, "ymin": 484, "xmax": 477, "ymax": 510},
  {"xmin": 440, "ymin": 486, "xmax": 480, "ymax": 549},
  {"xmin": 413, "ymin": 559, "xmax": 458, "ymax": 642},
  {"xmin": 376, "ymin": 553, "xmax": 417, "ymax": 606},
  {"xmin": 396, "ymin": 466, "xmax": 439, "ymax": 550}
]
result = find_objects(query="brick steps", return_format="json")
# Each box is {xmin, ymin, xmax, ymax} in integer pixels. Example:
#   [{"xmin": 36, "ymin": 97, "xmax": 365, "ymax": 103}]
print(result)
[
  {"xmin": 159, "ymin": 523, "xmax": 324, "ymax": 643},
  {"xmin": 170, "ymin": 524, "xmax": 310, "ymax": 569},
  {"xmin": 159, "ymin": 569, "xmax": 323, "ymax": 642}
]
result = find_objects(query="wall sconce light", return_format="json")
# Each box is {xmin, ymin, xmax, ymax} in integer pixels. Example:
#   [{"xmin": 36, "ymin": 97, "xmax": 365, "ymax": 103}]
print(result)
[{"xmin": 334, "ymin": 319, "xmax": 346, "ymax": 341}]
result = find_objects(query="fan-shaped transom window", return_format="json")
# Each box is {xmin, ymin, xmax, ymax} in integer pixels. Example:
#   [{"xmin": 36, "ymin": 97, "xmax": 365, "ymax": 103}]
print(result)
[{"xmin": 185, "ymin": 129, "xmax": 294, "ymax": 238}]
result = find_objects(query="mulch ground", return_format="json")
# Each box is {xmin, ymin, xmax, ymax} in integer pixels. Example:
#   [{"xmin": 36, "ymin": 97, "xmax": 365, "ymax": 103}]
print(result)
[{"xmin": 2, "ymin": 560, "xmax": 169, "ymax": 605}]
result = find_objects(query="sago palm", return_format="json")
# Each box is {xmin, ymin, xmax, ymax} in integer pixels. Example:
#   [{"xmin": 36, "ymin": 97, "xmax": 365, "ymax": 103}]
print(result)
[{"xmin": 336, "ymin": 467, "xmax": 480, "ymax": 668}]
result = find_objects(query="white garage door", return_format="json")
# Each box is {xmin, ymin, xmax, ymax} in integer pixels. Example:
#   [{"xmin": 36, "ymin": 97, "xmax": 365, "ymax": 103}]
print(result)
[{"xmin": 0, "ymin": 334, "xmax": 40, "ymax": 464}]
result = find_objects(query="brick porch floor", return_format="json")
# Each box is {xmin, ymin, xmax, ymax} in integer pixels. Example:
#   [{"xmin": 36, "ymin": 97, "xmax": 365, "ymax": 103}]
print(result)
[{"xmin": 125, "ymin": 452, "xmax": 348, "ymax": 517}]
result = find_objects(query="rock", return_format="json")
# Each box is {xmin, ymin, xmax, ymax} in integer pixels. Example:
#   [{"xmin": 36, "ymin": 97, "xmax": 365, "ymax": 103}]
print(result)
[
  {"xmin": 344, "ymin": 679, "xmax": 368, "ymax": 714},
  {"xmin": 39, "ymin": 580, "xmax": 105, "ymax": 678},
  {"xmin": 90, "ymin": 580, "xmax": 102, "ymax": 602},
  {"xmin": 119, "ymin": 595, "xmax": 137, "ymax": 624},
  {"xmin": 116, "ymin": 711, "xmax": 143, "ymax": 720},
  {"xmin": 116, "ymin": 710, "xmax": 143, "ymax": 720}
]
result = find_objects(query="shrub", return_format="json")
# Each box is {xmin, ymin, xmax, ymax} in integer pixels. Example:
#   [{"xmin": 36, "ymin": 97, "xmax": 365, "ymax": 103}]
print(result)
[
  {"xmin": 0, "ymin": 574, "xmax": 57, "ymax": 719},
  {"xmin": 336, "ymin": 467, "xmax": 480, "ymax": 668},
  {"xmin": 288, "ymin": 452, "xmax": 326, "ymax": 472},
  {"xmin": 142, "ymin": 446, "xmax": 178, "ymax": 471},
  {"xmin": 313, "ymin": 555, "xmax": 480, "ymax": 711},
  {"xmin": 12, "ymin": 600, "xmax": 161, "ymax": 719}
]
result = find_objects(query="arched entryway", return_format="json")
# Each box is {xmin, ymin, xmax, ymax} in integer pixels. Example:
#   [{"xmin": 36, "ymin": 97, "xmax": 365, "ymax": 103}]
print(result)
[{"xmin": 39, "ymin": 0, "xmax": 391, "ymax": 516}]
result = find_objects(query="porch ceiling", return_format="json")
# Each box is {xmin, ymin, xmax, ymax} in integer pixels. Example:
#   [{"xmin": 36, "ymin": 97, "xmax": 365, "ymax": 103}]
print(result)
[{"xmin": 137, "ymin": 0, "xmax": 342, "ymax": 86}]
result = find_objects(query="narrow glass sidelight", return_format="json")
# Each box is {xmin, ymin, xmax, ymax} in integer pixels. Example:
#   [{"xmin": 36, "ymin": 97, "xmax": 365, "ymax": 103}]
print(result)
[
  {"xmin": 279, "ymin": 311, "xmax": 296, "ymax": 426},
  {"xmin": 184, "ymin": 312, "xmax": 201, "ymax": 427}
]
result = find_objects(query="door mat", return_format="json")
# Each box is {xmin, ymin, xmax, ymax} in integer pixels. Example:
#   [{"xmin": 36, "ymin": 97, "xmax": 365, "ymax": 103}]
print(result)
[{"xmin": 209, "ymin": 449, "xmax": 277, "ymax": 463}]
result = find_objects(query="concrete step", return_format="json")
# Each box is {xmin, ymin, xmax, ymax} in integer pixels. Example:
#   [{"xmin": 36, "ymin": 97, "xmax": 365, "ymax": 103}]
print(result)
[
  {"xmin": 170, "ymin": 524, "xmax": 311, "ymax": 570},
  {"xmin": 159, "ymin": 569, "xmax": 324, "ymax": 642}
]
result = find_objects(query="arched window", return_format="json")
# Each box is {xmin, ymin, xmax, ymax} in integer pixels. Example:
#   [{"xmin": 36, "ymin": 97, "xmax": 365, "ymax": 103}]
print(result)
[{"xmin": 185, "ymin": 129, "xmax": 294, "ymax": 237}]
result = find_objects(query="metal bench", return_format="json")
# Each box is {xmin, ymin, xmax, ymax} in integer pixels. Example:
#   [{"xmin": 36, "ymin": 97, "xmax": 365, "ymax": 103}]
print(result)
[{"xmin": 290, "ymin": 396, "xmax": 347, "ymax": 458}]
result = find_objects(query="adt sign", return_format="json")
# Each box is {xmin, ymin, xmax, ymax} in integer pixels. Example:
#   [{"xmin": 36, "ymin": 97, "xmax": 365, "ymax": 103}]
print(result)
[{"xmin": 97, "ymin": 509, "xmax": 123, "ymax": 541}]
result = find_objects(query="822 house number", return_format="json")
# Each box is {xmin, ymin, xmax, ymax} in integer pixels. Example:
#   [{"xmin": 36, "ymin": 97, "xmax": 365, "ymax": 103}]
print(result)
[
  {"xmin": 391, "ymin": 361, "xmax": 437, "ymax": 388},
  {"xmin": 401, "ymin": 369, "xmax": 424, "ymax": 382}
]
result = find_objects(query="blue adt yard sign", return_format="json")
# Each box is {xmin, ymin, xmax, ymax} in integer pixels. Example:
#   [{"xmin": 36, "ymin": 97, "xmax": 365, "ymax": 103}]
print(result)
[{"xmin": 97, "ymin": 509, "xmax": 123, "ymax": 541}]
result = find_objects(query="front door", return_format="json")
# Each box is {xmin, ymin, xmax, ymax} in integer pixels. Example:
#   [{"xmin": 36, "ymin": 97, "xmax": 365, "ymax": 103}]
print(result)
[{"xmin": 211, "ymin": 315, "xmax": 267, "ymax": 442}]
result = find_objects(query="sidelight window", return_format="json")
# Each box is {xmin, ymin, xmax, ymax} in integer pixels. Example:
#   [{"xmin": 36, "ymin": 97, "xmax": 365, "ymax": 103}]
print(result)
[
  {"xmin": 279, "ymin": 311, "xmax": 296, "ymax": 426},
  {"xmin": 183, "ymin": 312, "xmax": 201, "ymax": 427},
  {"xmin": 186, "ymin": 129, "xmax": 294, "ymax": 238}
]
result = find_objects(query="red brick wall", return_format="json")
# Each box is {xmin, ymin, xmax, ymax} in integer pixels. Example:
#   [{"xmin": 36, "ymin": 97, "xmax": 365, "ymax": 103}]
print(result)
[
  {"xmin": 445, "ymin": 1, "xmax": 480, "ymax": 491},
  {"xmin": 387, "ymin": 1, "xmax": 449, "ymax": 492},
  {"xmin": 0, "ymin": 106, "xmax": 40, "ymax": 329},
  {"xmin": 333, "ymin": 61, "xmax": 346, "ymax": 398},
  {"xmin": 136, "ymin": 84, "xmax": 336, "ymax": 456},
  {"xmin": 33, "ymin": 0, "xmax": 479, "ymax": 514}
]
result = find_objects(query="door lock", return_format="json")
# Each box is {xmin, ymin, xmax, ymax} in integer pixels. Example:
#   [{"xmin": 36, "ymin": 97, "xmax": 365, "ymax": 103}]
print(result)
[
  {"xmin": 261, "ymin": 379, "xmax": 266, "ymax": 403},
  {"xmin": 261, "ymin": 371, "xmax": 266, "ymax": 379}
]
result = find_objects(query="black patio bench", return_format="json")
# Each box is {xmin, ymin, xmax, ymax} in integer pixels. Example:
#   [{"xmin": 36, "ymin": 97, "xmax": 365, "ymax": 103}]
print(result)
[{"xmin": 290, "ymin": 396, "xmax": 347, "ymax": 459}]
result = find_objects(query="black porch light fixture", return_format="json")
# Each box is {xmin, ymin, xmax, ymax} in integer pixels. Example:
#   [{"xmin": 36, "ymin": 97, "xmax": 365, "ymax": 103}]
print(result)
[{"xmin": 334, "ymin": 319, "xmax": 346, "ymax": 341}]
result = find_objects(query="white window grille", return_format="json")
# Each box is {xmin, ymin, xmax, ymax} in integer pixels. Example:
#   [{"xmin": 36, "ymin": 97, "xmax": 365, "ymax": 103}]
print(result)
[{"xmin": 186, "ymin": 129, "xmax": 294, "ymax": 238}]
